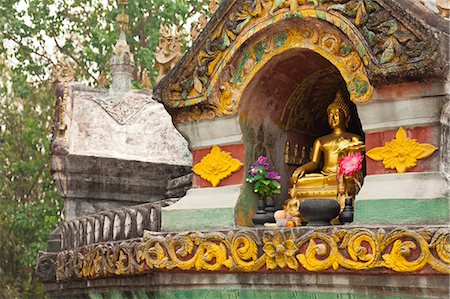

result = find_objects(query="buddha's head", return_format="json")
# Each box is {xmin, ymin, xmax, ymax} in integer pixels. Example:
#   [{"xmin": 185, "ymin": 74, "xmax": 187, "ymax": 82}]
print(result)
[{"xmin": 327, "ymin": 90, "xmax": 350, "ymax": 129}]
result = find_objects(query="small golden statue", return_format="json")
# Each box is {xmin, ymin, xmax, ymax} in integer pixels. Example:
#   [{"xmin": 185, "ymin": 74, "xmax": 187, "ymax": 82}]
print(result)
[{"xmin": 286, "ymin": 90, "xmax": 364, "ymax": 219}]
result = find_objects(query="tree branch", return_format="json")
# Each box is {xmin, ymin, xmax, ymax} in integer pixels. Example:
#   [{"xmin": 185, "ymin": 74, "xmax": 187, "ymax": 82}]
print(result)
[
  {"xmin": 53, "ymin": 37, "xmax": 98, "ymax": 82},
  {"xmin": 3, "ymin": 34, "xmax": 55, "ymax": 66}
]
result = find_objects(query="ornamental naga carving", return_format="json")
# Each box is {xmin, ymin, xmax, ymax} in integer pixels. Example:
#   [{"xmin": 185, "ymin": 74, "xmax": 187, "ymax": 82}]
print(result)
[
  {"xmin": 366, "ymin": 127, "xmax": 437, "ymax": 173},
  {"xmin": 52, "ymin": 58, "xmax": 75, "ymax": 137},
  {"xmin": 155, "ymin": 25, "xmax": 183, "ymax": 84},
  {"xmin": 155, "ymin": 0, "xmax": 441, "ymax": 123}
]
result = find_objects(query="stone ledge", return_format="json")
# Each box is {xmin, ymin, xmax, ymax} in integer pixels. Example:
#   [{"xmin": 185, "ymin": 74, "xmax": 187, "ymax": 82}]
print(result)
[
  {"xmin": 43, "ymin": 272, "xmax": 449, "ymax": 299},
  {"xmin": 161, "ymin": 184, "xmax": 242, "ymax": 231}
]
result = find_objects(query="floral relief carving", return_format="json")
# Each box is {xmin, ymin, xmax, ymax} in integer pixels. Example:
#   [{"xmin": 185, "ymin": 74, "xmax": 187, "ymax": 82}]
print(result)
[
  {"xmin": 54, "ymin": 227, "xmax": 450, "ymax": 281},
  {"xmin": 263, "ymin": 231, "xmax": 298, "ymax": 270},
  {"xmin": 192, "ymin": 145, "xmax": 243, "ymax": 187},
  {"xmin": 366, "ymin": 127, "xmax": 437, "ymax": 173}
]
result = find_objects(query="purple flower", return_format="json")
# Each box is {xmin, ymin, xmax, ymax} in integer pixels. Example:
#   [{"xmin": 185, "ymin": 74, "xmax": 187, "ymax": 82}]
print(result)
[
  {"xmin": 267, "ymin": 171, "xmax": 280, "ymax": 181},
  {"xmin": 249, "ymin": 168, "xmax": 259, "ymax": 176},
  {"xmin": 257, "ymin": 156, "xmax": 267, "ymax": 165}
]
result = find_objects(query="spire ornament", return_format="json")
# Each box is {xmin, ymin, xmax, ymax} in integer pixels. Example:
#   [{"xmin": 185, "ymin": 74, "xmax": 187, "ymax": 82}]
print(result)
[
  {"xmin": 117, "ymin": 0, "xmax": 129, "ymax": 31},
  {"xmin": 110, "ymin": 0, "xmax": 134, "ymax": 92}
]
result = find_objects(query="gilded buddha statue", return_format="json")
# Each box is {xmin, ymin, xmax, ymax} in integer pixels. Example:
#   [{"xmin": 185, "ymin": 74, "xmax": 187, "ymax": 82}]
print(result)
[{"xmin": 287, "ymin": 90, "xmax": 363, "ymax": 219}]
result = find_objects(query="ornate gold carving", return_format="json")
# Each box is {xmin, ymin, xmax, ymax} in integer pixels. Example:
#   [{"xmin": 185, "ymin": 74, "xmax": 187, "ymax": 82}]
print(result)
[
  {"xmin": 55, "ymin": 227, "xmax": 450, "ymax": 281},
  {"xmin": 366, "ymin": 127, "xmax": 437, "ymax": 173},
  {"xmin": 192, "ymin": 145, "xmax": 243, "ymax": 187},
  {"xmin": 209, "ymin": 0, "xmax": 219, "ymax": 14},
  {"xmin": 263, "ymin": 231, "xmax": 299, "ymax": 270},
  {"xmin": 53, "ymin": 58, "xmax": 74, "ymax": 84},
  {"xmin": 285, "ymin": 142, "xmax": 308, "ymax": 165},
  {"xmin": 155, "ymin": 25, "xmax": 182, "ymax": 84},
  {"xmin": 53, "ymin": 58, "xmax": 74, "ymax": 137},
  {"xmin": 174, "ymin": 23, "xmax": 372, "ymax": 123},
  {"xmin": 160, "ymin": 0, "xmax": 437, "ymax": 120}
]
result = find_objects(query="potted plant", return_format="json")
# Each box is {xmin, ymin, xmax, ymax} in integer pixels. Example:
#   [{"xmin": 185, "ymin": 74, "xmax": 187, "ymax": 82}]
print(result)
[{"xmin": 246, "ymin": 156, "xmax": 281, "ymax": 225}]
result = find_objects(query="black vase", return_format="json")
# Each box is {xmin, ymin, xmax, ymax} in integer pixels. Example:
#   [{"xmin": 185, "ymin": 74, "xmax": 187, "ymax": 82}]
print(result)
[
  {"xmin": 299, "ymin": 198, "xmax": 341, "ymax": 226},
  {"xmin": 264, "ymin": 196, "xmax": 276, "ymax": 223},
  {"xmin": 339, "ymin": 197, "xmax": 354, "ymax": 225},
  {"xmin": 252, "ymin": 198, "xmax": 267, "ymax": 226}
]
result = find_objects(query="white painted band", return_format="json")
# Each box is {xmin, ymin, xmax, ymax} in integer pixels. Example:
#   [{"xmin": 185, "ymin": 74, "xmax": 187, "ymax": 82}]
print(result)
[
  {"xmin": 162, "ymin": 184, "xmax": 242, "ymax": 210},
  {"xmin": 176, "ymin": 116, "xmax": 243, "ymax": 149},
  {"xmin": 357, "ymin": 172, "xmax": 448, "ymax": 201},
  {"xmin": 357, "ymin": 97, "xmax": 445, "ymax": 133}
]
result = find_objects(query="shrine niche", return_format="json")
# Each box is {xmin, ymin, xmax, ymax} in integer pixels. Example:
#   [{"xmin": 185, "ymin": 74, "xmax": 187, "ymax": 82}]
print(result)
[
  {"xmin": 237, "ymin": 45, "xmax": 365, "ymax": 224},
  {"xmin": 37, "ymin": 0, "xmax": 450, "ymax": 297},
  {"xmin": 155, "ymin": 0, "xmax": 447, "ymax": 229}
]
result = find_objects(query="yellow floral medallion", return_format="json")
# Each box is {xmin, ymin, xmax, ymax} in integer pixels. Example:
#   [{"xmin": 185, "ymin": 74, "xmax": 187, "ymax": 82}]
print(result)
[
  {"xmin": 192, "ymin": 145, "xmax": 243, "ymax": 187},
  {"xmin": 366, "ymin": 127, "xmax": 437, "ymax": 173}
]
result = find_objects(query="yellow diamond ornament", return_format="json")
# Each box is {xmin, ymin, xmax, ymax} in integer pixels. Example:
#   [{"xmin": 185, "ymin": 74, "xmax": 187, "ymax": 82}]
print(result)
[
  {"xmin": 366, "ymin": 127, "xmax": 437, "ymax": 173},
  {"xmin": 192, "ymin": 145, "xmax": 243, "ymax": 187}
]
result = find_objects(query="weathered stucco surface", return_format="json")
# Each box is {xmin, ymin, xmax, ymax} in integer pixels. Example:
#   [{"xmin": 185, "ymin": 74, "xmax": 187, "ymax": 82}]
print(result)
[{"xmin": 69, "ymin": 87, "xmax": 191, "ymax": 166}]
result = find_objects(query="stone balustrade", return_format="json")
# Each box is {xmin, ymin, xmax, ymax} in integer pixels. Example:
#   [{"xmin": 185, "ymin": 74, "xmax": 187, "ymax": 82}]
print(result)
[{"xmin": 58, "ymin": 200, "xmax": 176, "ymax": 251}]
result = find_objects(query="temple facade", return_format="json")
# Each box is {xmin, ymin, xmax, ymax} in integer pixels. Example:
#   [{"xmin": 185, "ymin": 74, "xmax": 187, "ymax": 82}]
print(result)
[{"xmin": 37, "ymin": 0, "xmax": 449, "ymax": 298}]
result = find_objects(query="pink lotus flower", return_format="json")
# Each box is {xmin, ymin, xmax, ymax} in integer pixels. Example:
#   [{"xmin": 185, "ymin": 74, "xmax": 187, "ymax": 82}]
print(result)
[{"xmin": 338, "ymin": 152, "xmax": 363, "ymax": 177}]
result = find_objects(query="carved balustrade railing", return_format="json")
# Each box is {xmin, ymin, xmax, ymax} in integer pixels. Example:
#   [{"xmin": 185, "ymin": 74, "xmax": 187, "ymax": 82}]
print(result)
[{"xmin": 58, "ymin": 200, "xmax": 176, "ymax": 251}]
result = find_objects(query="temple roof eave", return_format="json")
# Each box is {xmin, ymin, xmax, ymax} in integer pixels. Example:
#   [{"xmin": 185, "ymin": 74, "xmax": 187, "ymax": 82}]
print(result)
[{"xmin": 154, "ymin": 0, "xmax": 449, "ymax": 109}]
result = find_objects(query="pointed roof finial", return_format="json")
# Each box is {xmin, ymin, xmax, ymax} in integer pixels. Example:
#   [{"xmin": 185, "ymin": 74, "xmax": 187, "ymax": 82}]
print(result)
[
  {"xmin": 117, "ymin": 0, "xmax": 129, "ymax": 32},
  {"xmin": 110, "ymin": 0, "xmax": 134, "ymax": 92}
]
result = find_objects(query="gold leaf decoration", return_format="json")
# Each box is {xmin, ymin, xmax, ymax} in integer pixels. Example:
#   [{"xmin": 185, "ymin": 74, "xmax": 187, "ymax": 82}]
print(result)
[
  {"xmin": 192, "ymin": 145, "xmax": 243, "ymax": 187},
  {"xmin": 55, "ymin": 227, "xmax": 450, "ymax": 281},
  {"xmin": 355, "ymin": 1, "xmax": 367, "ymax": 26},
  {"xmin": 366, "ymin": 127, "xmax": 437, "ymax": 173}
]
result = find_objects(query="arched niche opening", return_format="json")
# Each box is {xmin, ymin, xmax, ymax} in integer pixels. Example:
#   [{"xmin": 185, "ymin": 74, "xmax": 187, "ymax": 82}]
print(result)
[{"xmin": 239, "ymin": 49, "xmax": 364, "ymax": 215}]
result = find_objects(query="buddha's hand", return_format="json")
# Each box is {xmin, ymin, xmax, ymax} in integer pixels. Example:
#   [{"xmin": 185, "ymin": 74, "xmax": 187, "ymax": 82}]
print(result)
[{"xmin": 291, "ymin": 168, "xmax": 305, "ymax": 184}]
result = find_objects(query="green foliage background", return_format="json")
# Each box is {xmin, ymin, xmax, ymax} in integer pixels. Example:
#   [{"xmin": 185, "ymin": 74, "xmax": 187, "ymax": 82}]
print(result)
[{"xmin": 0, "ymin": 0, "xmax": 209, "ymax": 297}]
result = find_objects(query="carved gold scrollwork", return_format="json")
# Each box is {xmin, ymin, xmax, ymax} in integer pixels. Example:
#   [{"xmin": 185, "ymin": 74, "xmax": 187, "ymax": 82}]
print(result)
[
  {"xmin": 163, "ymin": 0, "xmax": 436, "ymax": 119},
  {"xmin": 229, "ymin": 230, "xmax": 264, "ymax": 271},
  {"xmin": 381, "ymin": 229, "xmax": 430, "ymax": 272},
  {"xmin": 321, "ymin": 33, "xmax": 340, "ymax": 54},
  {"xmin": 55, "ymin": 227, "xmax": 450, "ymax": 281},
  {"xmin": 297, "ymin": 232, "xmax": 339, "ymax": 271},
  {"xmin": 345, "ymin": 52, "xmax": 362, "ymax": 72}
]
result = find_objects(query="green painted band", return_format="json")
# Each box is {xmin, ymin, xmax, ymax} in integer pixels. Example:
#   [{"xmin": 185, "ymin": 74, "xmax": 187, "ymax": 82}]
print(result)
[{"xmin": 354, "ymin": 197, "xmax": 449, "ymax": 225}]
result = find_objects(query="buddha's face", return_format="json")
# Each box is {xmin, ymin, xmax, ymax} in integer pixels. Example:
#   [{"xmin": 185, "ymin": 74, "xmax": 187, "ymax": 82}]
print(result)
[{"xmin": 328, "ymin": 107, "xmax": 346, "ymax": 129}]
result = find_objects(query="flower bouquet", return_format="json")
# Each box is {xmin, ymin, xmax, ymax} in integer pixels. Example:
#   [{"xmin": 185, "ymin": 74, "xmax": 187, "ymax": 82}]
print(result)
[
  {"xmin": 246, "ymin": 156, "xmax": 281, "ymax": 225},
  {"xmin": 246, "ymin": 156, "xmax": 281, "ymax": 197}
]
